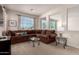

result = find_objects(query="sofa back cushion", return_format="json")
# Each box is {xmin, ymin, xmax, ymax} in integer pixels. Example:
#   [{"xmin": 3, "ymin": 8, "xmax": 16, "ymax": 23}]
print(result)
[
  {"xmin": 41, "ymin": 30, "xmax": 46, "ymax": 34},
  {"xmin": 5, "ymin": 30, "xmax": 15, "ymax": 36},
  {"xmin": 20, "ymin": 32, "xmax": 27, "ymax": 36},
  {"xmin": 36, "ymin": 30, "xmax": 42, "ymax": 34},
  {"xmin": 46, "ymin": 31, "xmax": 51, "ymax": 34}
]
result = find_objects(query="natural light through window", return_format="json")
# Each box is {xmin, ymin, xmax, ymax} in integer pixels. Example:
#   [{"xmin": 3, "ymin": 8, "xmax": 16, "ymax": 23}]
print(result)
[{"xmin": 20, "ymin": 16, "xmax": 34, "ymax": 30}]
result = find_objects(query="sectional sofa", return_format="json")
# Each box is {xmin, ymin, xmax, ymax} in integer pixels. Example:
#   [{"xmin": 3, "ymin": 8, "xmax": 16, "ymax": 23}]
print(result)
[{"xmin": 5, "ymin": 30, "xmax": 57, "ymax": 44}]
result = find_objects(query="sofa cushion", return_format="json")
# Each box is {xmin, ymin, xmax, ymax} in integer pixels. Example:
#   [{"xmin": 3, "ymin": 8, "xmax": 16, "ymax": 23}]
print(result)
[{"xmin": 20, "ymin": 32, "xmax": 27, "ymax": 36}]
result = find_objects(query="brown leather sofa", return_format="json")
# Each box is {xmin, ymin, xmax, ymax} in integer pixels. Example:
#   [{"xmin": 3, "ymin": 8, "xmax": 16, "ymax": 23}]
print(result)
[
  {"xmin": 5, "ymin": 30, "xmax": 57, "ymax": 44},
  {"xmin": 40, "ymin": 30, "xmax": 57, "ymax": 43}
]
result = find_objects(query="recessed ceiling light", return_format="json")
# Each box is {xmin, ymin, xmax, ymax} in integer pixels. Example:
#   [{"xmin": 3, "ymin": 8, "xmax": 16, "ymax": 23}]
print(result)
[{"xmin": 30, "ymin": 8, "xmax": 34, "ymax": 11}]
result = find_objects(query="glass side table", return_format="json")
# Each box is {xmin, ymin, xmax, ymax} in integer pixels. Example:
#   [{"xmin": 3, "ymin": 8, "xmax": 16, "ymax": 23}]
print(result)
[
  {"xmin": 56, "ymin": 37, "xmax": 67, "ymax": 49},
  {"xmin": 30, "ymin": 37, "xmax": 40, "ymax": 47}
]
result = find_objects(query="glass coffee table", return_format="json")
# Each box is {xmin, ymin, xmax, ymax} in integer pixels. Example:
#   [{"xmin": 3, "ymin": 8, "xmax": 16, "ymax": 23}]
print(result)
[{"xmin": 30, "ymin": 37, "xmax": 40, "ymax": 47}]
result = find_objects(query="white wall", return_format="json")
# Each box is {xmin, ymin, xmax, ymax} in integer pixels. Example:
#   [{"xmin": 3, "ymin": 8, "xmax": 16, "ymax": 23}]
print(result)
[
  {"xmin": 0, "ymin": 6, "xmax": 7, "ymax": 36},
  {"xmin": 68, "ymin": 6, "xmax": 79, "ymax": 31},
  {"xmin": 7, "ymin": 10, "xmax": 19, "ymax": 30},
  {"xmin": 63, "ymin": 31, "xmax": 79, "ymax": 48},
  {"xmin": 34, "ymin": 16, "xmax": 40, "ymax": 29}
]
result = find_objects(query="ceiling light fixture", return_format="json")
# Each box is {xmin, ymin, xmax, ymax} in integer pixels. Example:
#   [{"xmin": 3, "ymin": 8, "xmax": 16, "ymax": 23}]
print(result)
[{"xmin": 30, "ymin": 8, "xmax": 34, "ymax": 12}]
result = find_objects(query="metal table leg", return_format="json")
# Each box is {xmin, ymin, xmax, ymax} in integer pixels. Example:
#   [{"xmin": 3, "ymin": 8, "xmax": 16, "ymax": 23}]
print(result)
[
  {"xmin": 32, "ymin": 40, "xmax": 35, "ymax": 47},
  {"xmin": 63, "ymin": 40, "xmax": 67, "ymax": 49},
  {"xmin": 38, "ymin": 40, "xmax": 40, "ymax": 46}
]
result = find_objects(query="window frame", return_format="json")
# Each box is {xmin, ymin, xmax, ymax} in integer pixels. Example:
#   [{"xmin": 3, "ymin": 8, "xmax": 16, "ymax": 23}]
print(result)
[
  {"xmin": 49, "ymin": 19, "xmax": 57, "ymax": 30},
  {"xmin": 18, "ymin": 15, "xmax": 35, "ymax": 30},
  {"xmin": 40, "ymin": 18, "xmax": 48, "ymax": 30}
]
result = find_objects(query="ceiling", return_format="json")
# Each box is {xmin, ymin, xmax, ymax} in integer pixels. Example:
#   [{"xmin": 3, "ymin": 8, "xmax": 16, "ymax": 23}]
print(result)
[{"xmin": 4, "ymin": 4, "xmax": 78, "ymax": 16}]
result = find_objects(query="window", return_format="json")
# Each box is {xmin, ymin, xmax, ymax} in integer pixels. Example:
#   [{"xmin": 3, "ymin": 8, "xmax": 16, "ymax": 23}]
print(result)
[
  {"xmin": 49, "ymin": 19, "xmax": 57, "ymax": 30},
  {"xmin": 20, "ymin": 16, "xmax": 34, "ymax": 30},
  {"xmin": 40, "ymin": 18, "xmax": 48, "ymax": 30}
]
